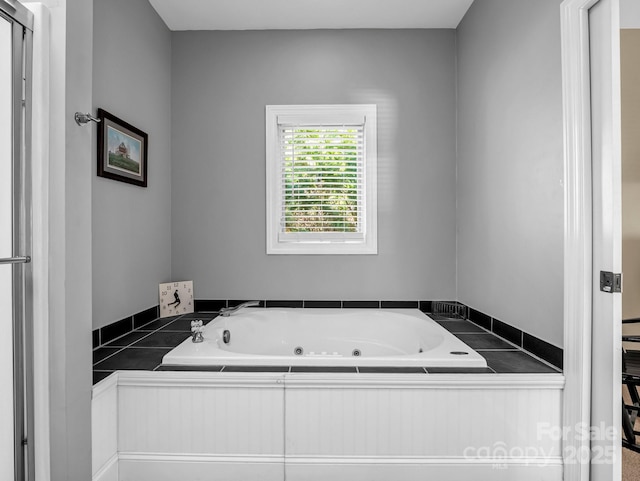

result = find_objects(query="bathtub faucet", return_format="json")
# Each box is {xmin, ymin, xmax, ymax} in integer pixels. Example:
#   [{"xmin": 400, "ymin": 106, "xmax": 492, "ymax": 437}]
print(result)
[
  {"xmin": 219, "ymin": 300, "xmax": 260, "ymax": 317},
  {"xmin": 191, "ymin": 320, "xmax": 204, "ymax": 343}
]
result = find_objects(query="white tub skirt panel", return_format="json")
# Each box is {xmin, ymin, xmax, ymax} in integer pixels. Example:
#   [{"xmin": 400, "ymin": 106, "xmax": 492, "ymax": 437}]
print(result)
[{"xmin": 92, "ymin": 371, "xmax": 565, "ymax": 481}]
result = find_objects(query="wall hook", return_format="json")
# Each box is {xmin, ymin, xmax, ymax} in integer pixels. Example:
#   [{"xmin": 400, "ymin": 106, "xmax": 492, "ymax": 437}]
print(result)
[{"xmin": 74, "ymin": 112, "xmax": 101, "ymax": 126}]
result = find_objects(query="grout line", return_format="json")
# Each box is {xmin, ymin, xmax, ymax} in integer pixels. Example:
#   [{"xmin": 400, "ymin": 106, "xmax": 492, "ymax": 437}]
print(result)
[
  {"xmin": 102, "ymin": 330, "xmax": 157, "ymax": 350},
  {"xmin": 92, "ymin": 346, "xmax": 128, "ymax": 367}
]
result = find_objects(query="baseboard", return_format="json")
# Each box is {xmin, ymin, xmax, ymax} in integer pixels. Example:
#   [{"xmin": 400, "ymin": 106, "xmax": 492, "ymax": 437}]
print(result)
[
  {"xmin": 285, "ymin": 459, "xmax": 562, "ymax": 481},
  {"xmin": 118, "ymin": 454, "xmax": 284, "ymax": 481},
  {"xmin": 113, "ymin": 453, "xmax": 562, "ymax": 481}
]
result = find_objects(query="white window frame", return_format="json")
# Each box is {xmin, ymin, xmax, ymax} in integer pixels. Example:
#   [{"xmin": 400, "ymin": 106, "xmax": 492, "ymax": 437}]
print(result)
[{"xmin": 266, "ymin": 104, "xmax": 377, "ymax": 255}]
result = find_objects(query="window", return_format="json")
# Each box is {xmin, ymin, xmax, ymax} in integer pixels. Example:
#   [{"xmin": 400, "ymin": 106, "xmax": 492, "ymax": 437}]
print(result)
[{"xmin": 266, "ymin": 105, "xmax": 377, "ymax": 254}]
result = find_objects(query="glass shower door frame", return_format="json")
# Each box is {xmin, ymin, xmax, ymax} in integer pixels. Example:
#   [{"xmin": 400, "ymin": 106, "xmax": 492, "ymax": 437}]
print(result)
[{"xmin": 0, "ymin": 1, "xmax": 34, "ymax": 480}]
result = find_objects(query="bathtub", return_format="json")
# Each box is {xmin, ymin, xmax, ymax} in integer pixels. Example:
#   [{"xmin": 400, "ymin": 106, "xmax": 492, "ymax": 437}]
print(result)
[{"xmin": 162, "ymin": 308, "xmax": 487, "ymax": 368}]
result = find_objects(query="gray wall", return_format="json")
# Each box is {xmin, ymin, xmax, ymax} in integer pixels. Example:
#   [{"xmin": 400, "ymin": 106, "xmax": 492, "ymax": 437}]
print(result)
[
  {"xmin": 92, "ymin": 0, "xmax": 172, "ymax": 329},
  {"xmin": 456, "ymin": 0, "xmax": 564, "ymax": 346},
  {"xmin": 171, "ymin": 30, "xmax": 458, "ymax": 301}
]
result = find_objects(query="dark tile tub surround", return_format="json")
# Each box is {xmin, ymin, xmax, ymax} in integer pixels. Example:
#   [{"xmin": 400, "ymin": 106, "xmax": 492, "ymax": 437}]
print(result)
[
  {"xmin": 465, "ymin": 305, "xmax": 563, "ymax": 370},
  {"xmin": 303, "ymin": 300, "xmax": 342, "ymax": 308},
  {"xmin": 137, "ymin": 316, "xmax": 179, "ymax": 331},
  {"xmin": 93, "ymin": 371, "xmax": 113, "ymax": 384},
  {"xmin": 425, "ymin": 366, "xmax": 494, "ymax": 374},
  {"xmin": 343, "ymin": 300, "xmax": 380, "ymax": 309},
  {"xmin": 523, "ymin": 333, "xmax": 563, "ymax": 370},
  {"xmin": 419, "ymin": 300, "xmax": 432, "ymax": 313},
  {"xmin": 93, "ymin": 305, "xmax": 159, "ymax": 348},
  {"xmin": 100, "ymin": 316, "xmax": 133, "ymax": 345},
  {"xmin": 266, "ymin": 300, "xmax": 304, "ymax": 308},
  {"xmin": 223, "ymin": 365, "xmax": 290, "ymax": 373},
  {"xmin": 155, "ymin": 365, "xmax": 224, "ymax": 372},
  {"xmin": 92, "ymin": 299, "xmax": 563, "ymax": 385},
  {"xmin": 480, "ymin": 351, "xmax": 560, "ymax": 374},
  {"xmin": 435, "ymin": 319, "xmax": 485, "ymax": 333},
  {"xmin": 190, "ymin": 299, "xmax": 427, "ymax": 313},
  {"xmin": 93, "ymin": 347, "xmax": 120, "ymax": 364},
  {"xmin": 194, "ymin": 299, "xmax": 227, "ymax": 311},
  {"xmin": 291, "ymin": 366, "xmax": 357, "ymax": 373},
  {"xmin": 381, "ymin": 301, "xmax": 419, "ymax": 309},
  {"xmin": 105, "ymin": 330, "xmax": 151, "ymax": 347},
  {"xmin": 468, "ymin": 308, "xmax": 491, "ymax": 330},
  {"xmin": 94, "ymin": 347, "xmax": 172, "ymax": 371},
  {"xmin": 134, "ymin": 305, "xmax": 160, "ymax": 329},
  {"xmin": 454, "ymin": 333, "xmax": 517, "ymax": 351},
  {"xmin": 492, "ymin": 319, "xmax": 523, "ymax": 347},
  {"xmin": 134, "ymin": 331, "xmax": 192, "ymax": 348}
]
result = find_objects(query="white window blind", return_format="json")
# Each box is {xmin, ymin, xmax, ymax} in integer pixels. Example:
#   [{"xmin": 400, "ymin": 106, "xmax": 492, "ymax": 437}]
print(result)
[
  {"xmin": 266, "ymin": 105, "xmax": 377, "ymax": 255},
  {"xmin": 278, "ymin": 124, "xmax": 365, "ymax": 241}
]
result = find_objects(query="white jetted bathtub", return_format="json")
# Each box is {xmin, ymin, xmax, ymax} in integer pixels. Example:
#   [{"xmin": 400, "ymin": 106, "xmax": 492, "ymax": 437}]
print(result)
[{"xmin": 162, "ymin": 308, "xmax": 488, "ymax": 367}]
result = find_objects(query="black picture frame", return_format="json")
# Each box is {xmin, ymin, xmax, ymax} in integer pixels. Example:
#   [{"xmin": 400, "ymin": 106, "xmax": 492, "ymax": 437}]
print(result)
[{"xmin": 97, "ymin": 108, "xmax": 148, "ymax": 187}]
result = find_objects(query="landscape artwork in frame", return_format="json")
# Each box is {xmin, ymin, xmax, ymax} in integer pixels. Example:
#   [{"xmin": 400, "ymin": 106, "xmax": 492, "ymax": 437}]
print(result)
[{"xmin": 97, "ymin": 108, "xmax": 148, "ymax": 187}]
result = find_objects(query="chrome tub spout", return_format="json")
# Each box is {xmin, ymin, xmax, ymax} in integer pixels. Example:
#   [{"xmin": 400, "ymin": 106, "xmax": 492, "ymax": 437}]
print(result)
[{"xmin": 219, "ymin": 300, "xmax": 260, "ymax": 317}]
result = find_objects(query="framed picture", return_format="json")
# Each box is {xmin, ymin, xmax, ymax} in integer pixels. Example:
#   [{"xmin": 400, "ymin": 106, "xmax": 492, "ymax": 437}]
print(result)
[{"xmin": 97, "ymin": 108, "xmax": 148, "ymax": 187}]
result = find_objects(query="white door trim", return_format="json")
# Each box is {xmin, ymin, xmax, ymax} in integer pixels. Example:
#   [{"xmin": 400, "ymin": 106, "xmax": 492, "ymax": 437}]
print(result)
[
  {"xmin": 561, "ymin": 1, "xmax": 598, "ymax": 480},
  {"xmin": 25, "ymin": 3, "xmax": 52, "ymax": 481},
  {"xmin": 561, "ymin": 0, "xmax": 622, "ymax": 480}
]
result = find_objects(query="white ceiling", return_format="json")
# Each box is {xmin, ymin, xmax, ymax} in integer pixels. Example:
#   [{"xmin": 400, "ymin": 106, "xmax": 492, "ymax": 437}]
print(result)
[{"xmin": 148, "ymin": 0, "xmax": 475, "ymax": 31}]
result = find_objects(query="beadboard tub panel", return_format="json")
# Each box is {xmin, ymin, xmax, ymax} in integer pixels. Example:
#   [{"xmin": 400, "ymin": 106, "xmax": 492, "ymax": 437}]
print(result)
[
  {"xmin": 284, "ymin": 376, "xmax": 563, "ymax": 458},
  {"xmin": 92, "ymin": 371, "xmax": 564, "ymax": 481},
  {"xmin": 91, "ymin": 374, "xmax": 118, "ymax": 479},
  {"xmin": 117, "ymin": 373, "xmax": 285, "ymax": 455}
]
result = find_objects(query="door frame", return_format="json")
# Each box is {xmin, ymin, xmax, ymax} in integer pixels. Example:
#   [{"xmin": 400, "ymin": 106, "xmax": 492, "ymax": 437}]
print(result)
[{"xmin": 561, "ymin": 0, "xmax": 621, "ymax": 480}]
